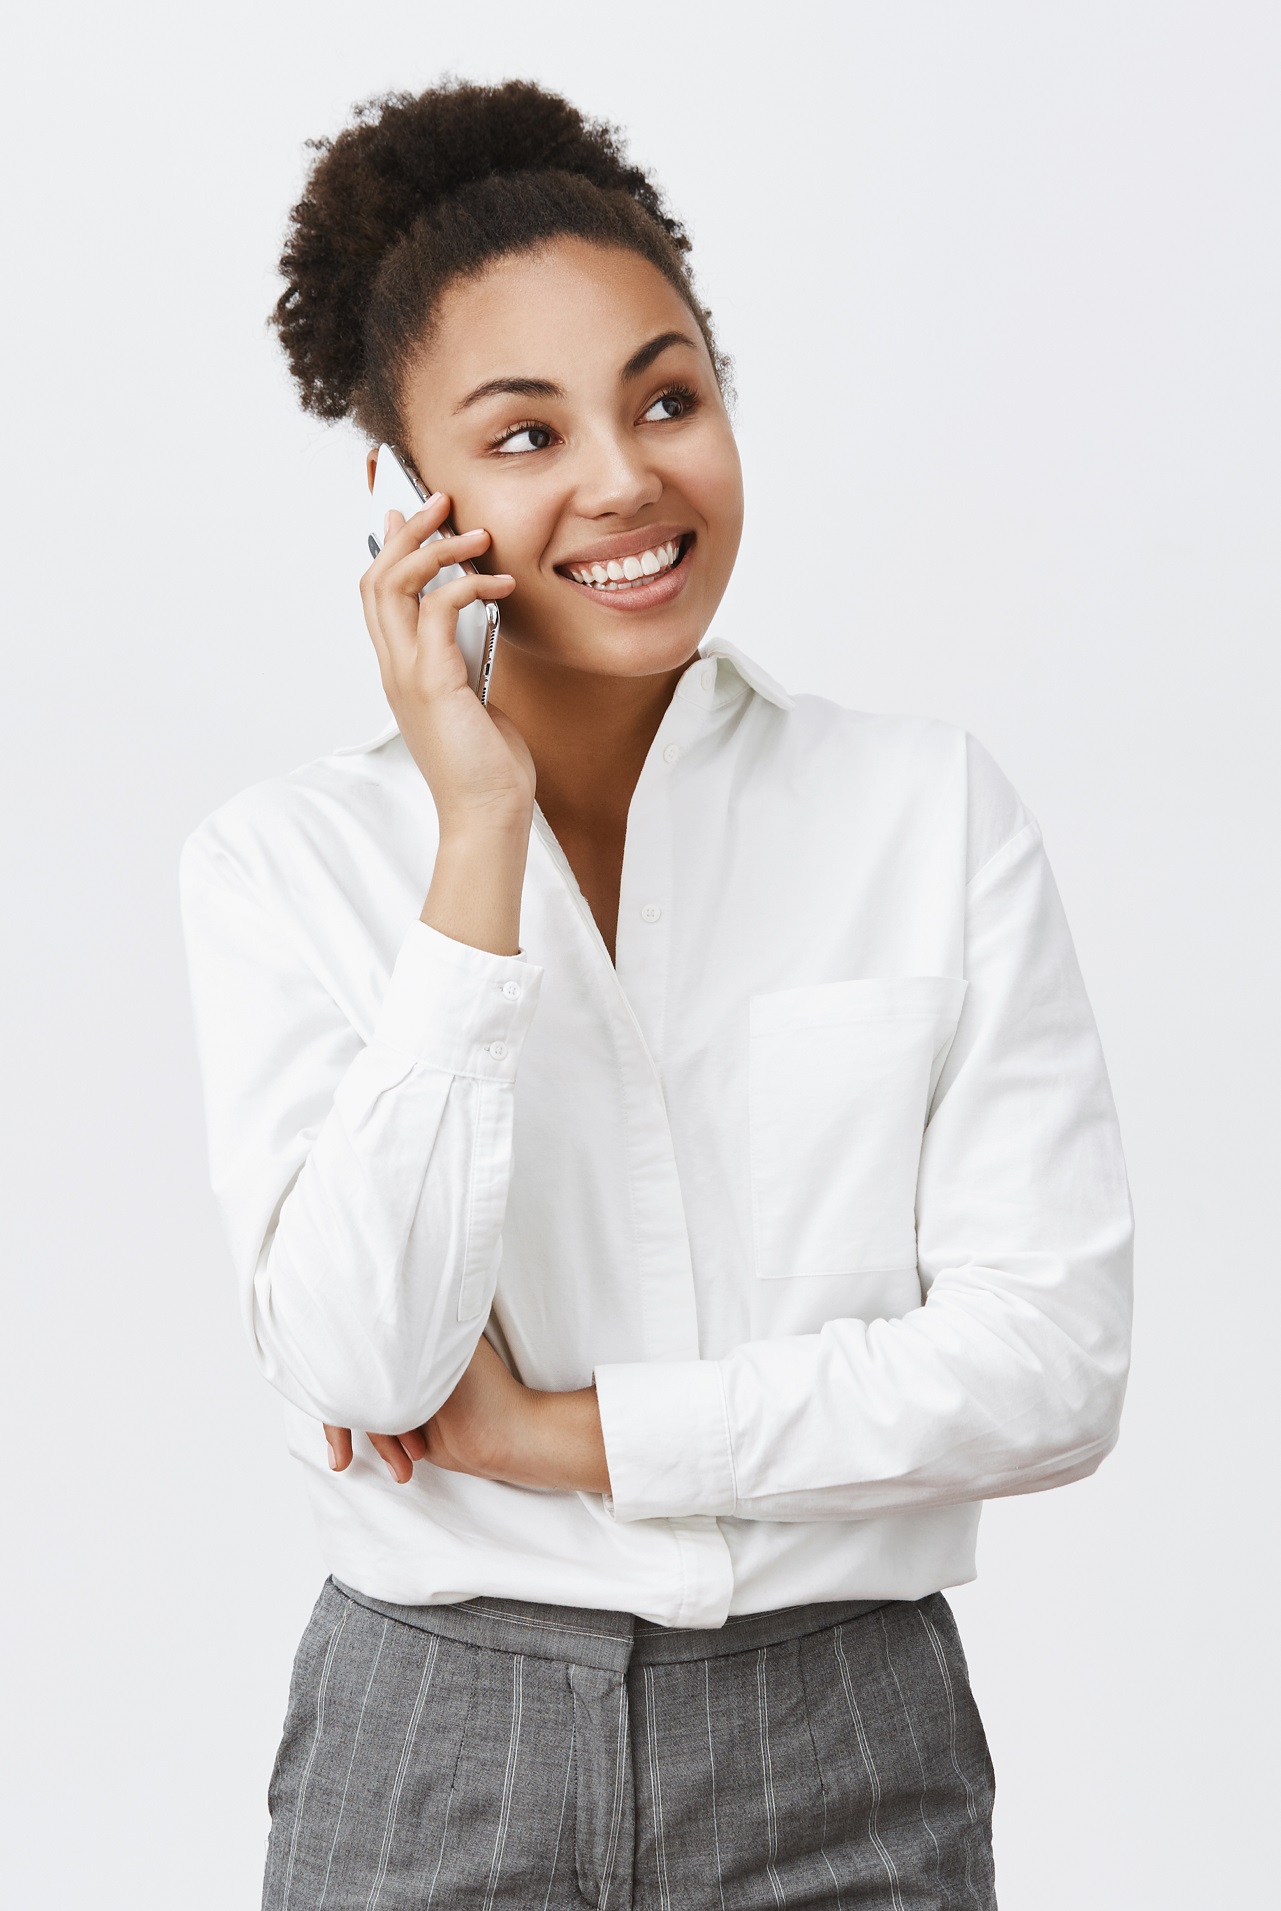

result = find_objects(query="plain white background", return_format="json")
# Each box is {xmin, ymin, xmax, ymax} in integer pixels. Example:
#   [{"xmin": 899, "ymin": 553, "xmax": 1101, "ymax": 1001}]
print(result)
[{"xmin": 3, "ymin": 3, "xmax": 1277, "ymax": 1903}]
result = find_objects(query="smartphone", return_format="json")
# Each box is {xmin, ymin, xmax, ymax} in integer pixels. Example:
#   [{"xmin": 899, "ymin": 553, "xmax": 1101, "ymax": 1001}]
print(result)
[{"xmin": 366, "ymin": 443, "xmax": 500, "ymax": 705}]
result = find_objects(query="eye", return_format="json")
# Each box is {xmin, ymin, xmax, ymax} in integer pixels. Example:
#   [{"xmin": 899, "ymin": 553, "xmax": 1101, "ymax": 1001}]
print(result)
[
  {"xmin": 494, "ymin": 422, "xmax": 554, "ymax": 455},
  {"xmin": 642, "ymin": 384, "xmax": 698, "ymax": 424}
]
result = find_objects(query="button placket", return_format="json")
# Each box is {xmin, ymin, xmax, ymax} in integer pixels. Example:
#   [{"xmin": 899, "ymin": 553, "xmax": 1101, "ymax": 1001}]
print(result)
[
  {"xmin": 531, "ymin": 793, "xmax": 702, "ymax": 1368},
  {"xmin": 614, "ymin": 723, "xmax": 681, "ymax": 1071}
]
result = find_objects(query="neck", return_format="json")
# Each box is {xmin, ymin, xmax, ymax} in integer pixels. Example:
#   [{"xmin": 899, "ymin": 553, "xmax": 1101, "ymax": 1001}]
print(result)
[{"xmin": 487, "ymin": 644, "xmax": 695, "ymax": 828}]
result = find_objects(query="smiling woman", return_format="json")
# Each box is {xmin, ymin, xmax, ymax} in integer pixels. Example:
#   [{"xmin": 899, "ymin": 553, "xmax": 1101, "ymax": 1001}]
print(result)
[
  {"xmin": 386, "ymin": 241, "xmax": 743, "ymax": 688},
  {"xmin": 179, "ymin": 76, "xmax": 1133, "ymax": 1910}
]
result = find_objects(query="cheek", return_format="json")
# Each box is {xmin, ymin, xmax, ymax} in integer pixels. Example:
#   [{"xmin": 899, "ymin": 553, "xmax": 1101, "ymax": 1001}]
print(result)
[
  {"xmin": 449, "ymin": 473, "xmax": 550, "ymax": 577},
  {"xmin": 678, "ymin": 433, "xmax": 744, "ymax": 553},
  {"xmin": 473, "ymin": 491, "xmax": 556, "ymax": 587}
]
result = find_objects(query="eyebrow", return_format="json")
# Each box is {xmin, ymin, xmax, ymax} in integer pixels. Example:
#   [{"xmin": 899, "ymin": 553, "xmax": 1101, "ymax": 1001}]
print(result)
[
  {"xmin": 621, "ymin": 330, "xmax": 700, "ymax": 380},
  {"xmin": 453, "ymin": 374, "xmax": 563, "ymax": 414},
  {"xmin": 452, "ymin": 332, "xmax": 700, "ymax": 415}
]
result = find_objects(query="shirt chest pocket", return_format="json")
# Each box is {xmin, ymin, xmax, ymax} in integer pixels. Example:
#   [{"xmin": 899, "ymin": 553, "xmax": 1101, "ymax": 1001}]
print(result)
[{"xmin": 748, "ymin": 975, "xmax": 968, "ymax": 1280}]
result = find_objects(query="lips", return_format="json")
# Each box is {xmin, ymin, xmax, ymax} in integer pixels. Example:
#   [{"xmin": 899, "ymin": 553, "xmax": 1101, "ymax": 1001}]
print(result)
[
  {"xmin": 555, "ymin": 523, "xmax": 693, "ymax": 570},
  {"xmin": 565, "ymin": 536, "xmax": 685, "ymax": 590},
  {"xmin": 555, "ymin": 532, "xmax": 695, "ymax": 610}
]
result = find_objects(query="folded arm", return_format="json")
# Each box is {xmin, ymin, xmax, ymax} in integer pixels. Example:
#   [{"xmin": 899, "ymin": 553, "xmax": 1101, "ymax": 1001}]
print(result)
[
  {"xmin": 588, "ymin": 819, "xmax": 1135, "ymax": 1522},
  {"xmin": 179, "ymin": 825, "xmax": 543, "ymax": 1432},
  {"xmin": 333, "ymin": 817, "xmax": 1133, "ymax": 1520}
]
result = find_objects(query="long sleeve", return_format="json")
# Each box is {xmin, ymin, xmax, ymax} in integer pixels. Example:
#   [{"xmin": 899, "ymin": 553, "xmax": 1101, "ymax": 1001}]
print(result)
[
  {"xmin": 178, "ymin": 823, "xmax": 543, "ymax": 1432},
  {"xmin": 593, "ymin": 814, "xmax": 1135, "ymax": 1523}
]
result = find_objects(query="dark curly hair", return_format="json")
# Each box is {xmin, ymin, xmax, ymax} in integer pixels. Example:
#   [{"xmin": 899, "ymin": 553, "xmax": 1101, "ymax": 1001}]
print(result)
[{"xmin": 271, "ymin": 77, "xmax": 730, "ymax": 446}]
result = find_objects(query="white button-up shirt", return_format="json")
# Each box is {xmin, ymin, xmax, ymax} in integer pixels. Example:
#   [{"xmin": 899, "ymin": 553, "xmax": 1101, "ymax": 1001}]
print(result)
[{"xmin": 179, "ymin": 640, "xmax": 1133, "ymax": 1628}]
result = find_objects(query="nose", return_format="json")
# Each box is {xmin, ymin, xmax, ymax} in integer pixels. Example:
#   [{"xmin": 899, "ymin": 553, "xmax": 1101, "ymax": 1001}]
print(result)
[{"xmin": 571, "ymin": 423, "xmax": 663, "ymax": 520}]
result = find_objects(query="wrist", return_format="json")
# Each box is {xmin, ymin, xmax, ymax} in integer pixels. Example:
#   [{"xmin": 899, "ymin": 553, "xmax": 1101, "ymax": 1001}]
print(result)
[
  {"xmin": 422, "ymin": 824, "xmax": 531, "ymax": 956},
  {"xmin": 435, "ymin": 807, "xmax": 532, "ymax": 856}
]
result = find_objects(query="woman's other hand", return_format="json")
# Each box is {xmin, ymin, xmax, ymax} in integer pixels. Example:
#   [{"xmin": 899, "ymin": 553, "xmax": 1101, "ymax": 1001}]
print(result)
[
  {"xmin": 323, "ymin": 1334, "xmax": 610, "ymax": 1495},
  {"xmin": 323, "ymin": 1422, "xmax": 426, "ymax": 1485}
]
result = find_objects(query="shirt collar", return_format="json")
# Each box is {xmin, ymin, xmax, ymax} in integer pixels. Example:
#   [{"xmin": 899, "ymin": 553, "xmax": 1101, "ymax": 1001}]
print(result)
[
  {"xmin": 344, "ymin": 638, "xmax": 793, "ymax": 755},
  {"xmin": 693, "ymin": 636, "xmax": 795, "ymax": 712}
]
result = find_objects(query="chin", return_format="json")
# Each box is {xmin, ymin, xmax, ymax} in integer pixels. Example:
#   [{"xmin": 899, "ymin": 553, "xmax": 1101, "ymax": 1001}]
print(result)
[
  {"xmin": 573, "ymin": 614, "xmax": 708, "ymax": 679},
  {"xmin": 501, "ymin": 599, "xmax": 712, "ymax": 682},
  {"xmin": 533, "ymin": 524, "xmax": 727, "ymax": 677}
]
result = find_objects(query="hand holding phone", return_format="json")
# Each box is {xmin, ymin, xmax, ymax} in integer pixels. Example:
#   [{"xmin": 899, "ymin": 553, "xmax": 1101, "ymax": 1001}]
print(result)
[
  {"xmin": 367, "ymin": 444, "xmax": 501, "ymax": 702},
  {"xmin": 359, "ymin": 450, "xmax": 531, "ymax": 871}
]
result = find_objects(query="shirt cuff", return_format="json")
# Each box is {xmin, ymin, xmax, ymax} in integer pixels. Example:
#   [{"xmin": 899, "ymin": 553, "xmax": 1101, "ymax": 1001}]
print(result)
[
  {"xmin": 371, "ymin": 919, "xmax": 543, "ymax": 1079},
  {"xmin": 593, "ymin": 1358, "xmax": 737, "ymax": 1521}
]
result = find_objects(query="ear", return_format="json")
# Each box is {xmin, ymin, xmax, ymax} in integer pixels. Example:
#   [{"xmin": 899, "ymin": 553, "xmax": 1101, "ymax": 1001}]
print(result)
[{"xmin": 365, "ymin": 444, "xmax": 379, "ymax": 494}]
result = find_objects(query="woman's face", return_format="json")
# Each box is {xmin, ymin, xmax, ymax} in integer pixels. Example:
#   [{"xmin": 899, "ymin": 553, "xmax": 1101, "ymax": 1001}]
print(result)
[{"xmin": 389, "ymin": 238, "xmax": 744, "ymax": 684}]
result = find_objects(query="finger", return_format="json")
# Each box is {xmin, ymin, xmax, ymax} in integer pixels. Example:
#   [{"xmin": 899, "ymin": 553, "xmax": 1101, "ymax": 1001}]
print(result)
[
  {"xmin": 407, "ymin": 575, "xmax": 515, "ymax": 697},
  {"xmin": 359, "ymin": 495, "xmax": 451, "ymax": 677},
  {"xmin": 360, "ymin": 525, "xmax": 401, "ymax": 682},
  {"xmin": 368, "ymin": 1431, "xmax": 415, "ymax": 1484},
  {"xmin": 414, "ymin": 570, "xmax": 515, "ymax": 653},
  {"xmin": 398, "ymin": 1426, "xmax": 429, "ymax": 1462},
  {"xmin": 373, "ymin": 546, "xmax": 511, "ymax": 684},
  {"xmin": 324, "ymin": 1425, "xmax": 353, "ymax": 1471},
  {"xmin": 375, "ymin": 492, "xmax": 451, "ymax": 561},
  {"xmin": 374, "ymin": 531, "xmax": 495, "ymax": 668},
  {"xmin": 381, "ymin": 526, "xmax": 492, "ymax": 598},
  {"xmin": 360, "ymin": 498, "xmax": 452, "ymax": 615}
]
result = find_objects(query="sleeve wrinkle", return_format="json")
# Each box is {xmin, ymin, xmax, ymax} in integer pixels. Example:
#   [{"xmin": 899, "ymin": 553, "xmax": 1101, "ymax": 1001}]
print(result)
[{"xmin": 179, "ymin": 816, "xmax": 542, "ymax": 1430}]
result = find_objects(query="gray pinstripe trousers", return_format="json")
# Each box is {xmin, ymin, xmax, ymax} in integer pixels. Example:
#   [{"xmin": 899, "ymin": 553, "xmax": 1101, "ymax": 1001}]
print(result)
[{"xmin": 261, "ymin": 1575, "xmax": 996, "ymax": 1909}]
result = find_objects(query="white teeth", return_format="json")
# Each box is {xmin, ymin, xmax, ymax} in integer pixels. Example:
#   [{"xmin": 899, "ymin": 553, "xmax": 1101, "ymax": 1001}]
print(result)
[{"xmin": 566, "ymin": 536, "xmax": 686, "ymax": 589}]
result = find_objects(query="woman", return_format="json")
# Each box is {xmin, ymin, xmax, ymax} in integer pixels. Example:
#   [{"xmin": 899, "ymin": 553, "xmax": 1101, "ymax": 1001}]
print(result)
[{"xmin": 180, "ymin": 77, "xmax": 1133, "ymax": 1910}]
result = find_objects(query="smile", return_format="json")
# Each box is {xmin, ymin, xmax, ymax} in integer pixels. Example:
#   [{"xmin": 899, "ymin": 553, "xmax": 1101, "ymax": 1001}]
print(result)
[{"xmin": 562, "ymin": 535, "xmax": 691, "ymax": 590}]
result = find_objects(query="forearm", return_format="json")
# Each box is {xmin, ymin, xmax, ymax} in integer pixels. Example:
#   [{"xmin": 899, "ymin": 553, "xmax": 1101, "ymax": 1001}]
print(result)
[
  {"xmin": 500, "ymin": 1384, "xmax": 612, "ymax": 1496},
  {"xmin": 247, "ymin": 918, "xmax": 542, "ymax": 1429},
  {"xmin": 416, "ymin": 1348, "xmax": 612, "ymax": 1496},
  {"xmin": 422, "ymin": 820, "xmax": 531, "ymax": 956},
  {"xmin": 594, "ymin": 1264, "xmax": 1130, "ymax": 1526}
]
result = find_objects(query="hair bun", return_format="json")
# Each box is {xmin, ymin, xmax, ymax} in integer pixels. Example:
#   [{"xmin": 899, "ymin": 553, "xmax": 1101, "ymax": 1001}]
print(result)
[{"xmin": 274, "ymin": 78, "xmax": 690, "ymax": 424}]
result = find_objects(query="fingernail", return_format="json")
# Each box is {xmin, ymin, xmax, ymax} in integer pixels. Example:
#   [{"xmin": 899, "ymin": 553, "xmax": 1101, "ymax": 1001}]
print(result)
[
  {"xmin": 383, "ymin": 510, "xmax": 392, "ymax": 540},
  {"xmin": 326, "ymin": 1443, "xmax": 338, "ymax": 1470},
  {"xmin": 426, "ymin": 491, "xmax": 444, "ymax": 506},
  {"xmin": 384, "ymin": 1458, "xmax": 402, "ymax": 1483}
]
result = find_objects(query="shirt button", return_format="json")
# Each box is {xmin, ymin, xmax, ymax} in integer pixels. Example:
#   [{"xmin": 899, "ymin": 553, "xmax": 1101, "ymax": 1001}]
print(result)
[
  {"xmin": 640, "ymin": 903, "xmax": 662, "ymax": 923},
  {"xmin": 500, "ymin": 980, "xmax": 521, "ymax": 999},
  {"xmin": 662, "ymin": 742, "xmax": 680, "ymax": 764},
  {"xmin": 486, "ymin": 1041, "xmax": 508, "ymax": 1059}
]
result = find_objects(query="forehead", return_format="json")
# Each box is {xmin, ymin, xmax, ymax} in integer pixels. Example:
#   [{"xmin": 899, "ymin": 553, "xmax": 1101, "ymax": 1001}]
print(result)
[{"xmin": 410, "ymin": 239, "xmax": 702, "ymax": 408}]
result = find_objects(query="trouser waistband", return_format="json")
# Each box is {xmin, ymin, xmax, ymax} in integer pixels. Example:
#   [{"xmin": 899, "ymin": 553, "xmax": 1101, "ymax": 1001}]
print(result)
[{"xmin": 330, "ymin": 1577, "xmax": 891, "ymax": 1673}]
